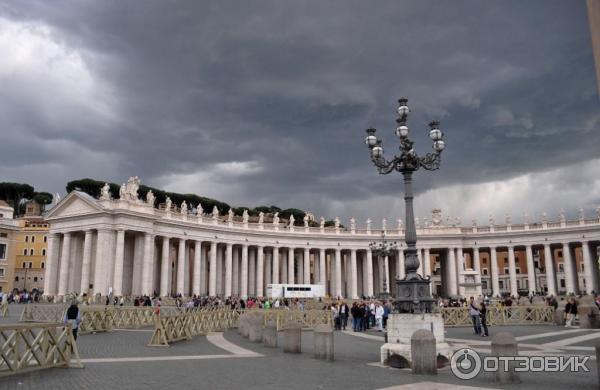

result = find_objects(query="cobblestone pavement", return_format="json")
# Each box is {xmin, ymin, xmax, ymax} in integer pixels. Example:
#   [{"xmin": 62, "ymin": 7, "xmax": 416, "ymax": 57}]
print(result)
[{"xmin": 1, "ymin": 306, "xmax": 598, "ymax": 390}]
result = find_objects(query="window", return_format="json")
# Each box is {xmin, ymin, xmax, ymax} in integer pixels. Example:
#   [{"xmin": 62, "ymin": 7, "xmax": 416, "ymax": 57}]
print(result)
[
  {"xmin": 482, "ymin": 268, "xmax": 488, "ymax": 275},
  {"xmin": 14, "ymin": 276, "xmax": 19, "ymax": 282},
  {"xmin": 482, "ymin": 281, "xmax": 488, "ymax": 289},
  {"xmin": 28, "ymin": 262, "xmax": 32, "ymax": 268},
  {"xmin": 29, "ymin": 249, "xmax": 34, "ymax": 256},
  {"xmin": 23, "ymin": 249, "xmax": 27, "ymax": 256},
  {"xmin": 22, "ymin": 262, "xmax": 26, "ymax": 268},
  {"xmin": 41, "ymin": 262, "xmax": 44, "ymax": 269},
  {"xmin": 499, "ymin": 281, "xmax": 504, "ymax": 289},
  {"xmin": 0, "ymin": 232, "xmax": 6, "ymax": 238},
  {"xmin": 31, "ymin": 236, "xmax": 35, "ymax": 243},
  {"xmin": 42, "ymin": 249, "xmax": 46, "ymax": 256},
  {"xmin": 43, "ymin": 236, "xmax": 47, "ymax": 243},
  {"xmin": 25, "ymin": 236, "xmax": 29, "ymax": 242},
  {"xmin": 0, "ymin": 213, "xmax": 3, "ymax": 218},
  {"xmin": 0, "ymin": 268, "xmax": 4, "ymax": 277},
  {"xmin": 33, "ymin": 277, "xmax": 38, "ymax": 282},
  {"xmin": 482, "ymin": 258, "xmax": 487, "ymax": 264},
  {"xmin": 0, "ymin": 244, "xmax": 5, "ymax": 260},
  {"xmin": 503, "ymin": 268, "xmax": 509, "ymax": 275},
  {"xmin": 557, "ymin": 250, "xmax": 563, "ymax": 257},
  {"xmin": 560, "ymin": 279, "xmax": 565, "ymax": 288},
  {"xmin": 558, "ymin": 263, "xmax": 564, "ymax": 272},
  {"xmin": 515, "ymin": 268, "xmax": 521, "ymax": 274}
]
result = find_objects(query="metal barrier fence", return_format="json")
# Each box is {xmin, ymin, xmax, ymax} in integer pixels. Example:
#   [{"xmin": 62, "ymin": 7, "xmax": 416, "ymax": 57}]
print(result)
[
  {"xmin": 0, "ymin": 322, "xmax": 82, "ymax": 377},
  {"xmin": 441, "ymin": 306, "xmax": 555, "ymax": 327}
]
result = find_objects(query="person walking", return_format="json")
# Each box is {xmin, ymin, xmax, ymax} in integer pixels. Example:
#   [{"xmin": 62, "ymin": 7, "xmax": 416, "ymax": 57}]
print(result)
[
  {"xmin": 479, "ymin": 302, "xmax": 489, "ymax": 337},
  {"xmin": 375, "ymin": 303, "xmax": 384, "ymax": 332},
  {"xmin": 565, "ymin": 297, "xmax": 578, "ymax": 327},
  {"xmin": 64, "ymin": 302, "xmax": 82, "ymax": 341},
  {"xmin": 469, "ymin": 297, "xmax": 481, "ymax": 335},
  {"xmin": 339, "ymin": 301, "xmax": 349, "ymax": 330}
]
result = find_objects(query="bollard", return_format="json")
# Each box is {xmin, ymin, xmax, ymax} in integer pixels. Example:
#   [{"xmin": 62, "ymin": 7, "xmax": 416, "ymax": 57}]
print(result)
[
  {"xmin": 554, "ymin": 307, "xmax": 565, "ymax": 326},
  {"xmin": 249, "ymin": 317, "xmax": 264, "ymax": 343},
  {"xmin": 263, "ymin": 321, "xmax": 278, "ymax": 348},
  {"xmin": 241, "ymin": 315, "xmax": 251, "ymax": 338},
  {"xmin": 283, "ymin": 322, "xmax": 302, "ymax": 353},
  {"xmin": 237, "ymin": 314, "xmax": 246, "ymax": 336},
  {"xmin": 491, "ymin": 332, "xmax": 520, "ymax": 384},
  {"xmin": 410, "ymin": 329, "xmax": 437, "ymax": 375},
  {"xmin": 313, "ymin": 324, "xmax": 334, "ymax": 361},
  {"xmin": 579, "ymin": 303, "xmax": 600, "ymax": 329}
]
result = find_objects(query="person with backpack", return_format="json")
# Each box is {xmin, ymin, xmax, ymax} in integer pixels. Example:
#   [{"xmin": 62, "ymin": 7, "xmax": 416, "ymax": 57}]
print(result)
[
  {"xmin": 63, "ymin": 302, "xmax": 82, "ymax": 340},
  {"xmin": 469, "ymin": 297, "xmax": 481, "ymax": 335}
]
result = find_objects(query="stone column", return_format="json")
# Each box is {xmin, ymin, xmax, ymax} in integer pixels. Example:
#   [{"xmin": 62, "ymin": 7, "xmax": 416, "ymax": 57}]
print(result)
[
  {"xmin": 256, "ymin": 246, "xmax": 264, "ymax": 297},
  {"xmin": 93, "ymin": 229, "xmax": 112, "ymax": 295},
  {"xmin": 525, "ymin": 245, "xmax": 536, "ymax": 294},
  {"xmin": 457, "ymin": 247, "xmax": 465, "ymax": 296},
  {"xmin": 193, "ymin": 241, "xmax": 202, "ymax": 296},
  {"xmin": 265, "ymin": 250, "xmax": 272, "ymax": 289},
  {"xmin": 216, "ymin": 245, "xmax": 224, "ymax": 296},
  {"xmin": 281, "ymin": 250, "xmax": 288, "ymax": 284},
  {"xmin": 447, "ymin": 247, "xmax": 458, "ymax": 296},
  {"xmin": 582, "ymin": 241, "xmax": 595, "ymax": 294},
  {"xmin": 232, "ymin": 246, "xmax": 239, "ymax": 295},
  {"xmin": 43, "ymin": 233, "xmax": 60, "ymax": 295},
  {"xmin": 177, "ymin": 239, "xmax": 186, "ymax": 296},
  {"xmin": 304, "ymin": 248, "xmax": 310, "ymax": 284},
  {"xmin": 225, "ymin": 243, "xmax": 233, "ymax": 297},
  {"xmin": 319, "ymin": 249, "xmax": 326, "ymax": 291},
  {"xmin": 543, "ymin": 243, "xmax": 557, "ymax": 296},
  {"xmin": 160, "ymin": 237, "xmax": 170, "ymax": 296},
  {"xmin": 335, "ymin": 248, "xmax": 342, "ymax": 298},
  {"xmin": 417, "ymin": 249, "xmax": 423, "ymax": 276},
  {"xmin": 473, "ymin": 247, "xmax": 482, "ymax": 296},
  {"xmin": 288, "ymin": 248, "xmax": 295, "ymax": 284},
  {"xmin": 241, "ymin": 244, "xmax": 249, "ymax": 298},
  {"xmin": 423, "ymin": 248, "xmax": 431, "ymax": 277},
  {"xmin": 248, "ymin": 247, "xmax": 256, "ymax": 296},
  {"xmin": 562, "ymin": 242, "xmax": 576, "ymax": 294},
  {"xmin": 366, "ymin": 249, "xmax": 374, "ymax": 297},
  {"xmin": 350, "ymin": 249, "xmax": 358, "ymax": 299},
  {"xmin": 272, "ymin": 247, "xmax": 280, "ymax": 284},
  {"xmin": 111, "ymin": 229, "xmax": 125, "ymax": 296},
  {"xmin": 209, "ymin": 241, "xmax": 217, "ymax": 296},
  {"xmin": 80, "ymin": 230, "xmax": 95, "ymax": 295},
  {"xmin": 507, "ymin": 246, "xmax": 518, "ymax": 298},
  {"xmin": 396, "ymin": 249, "xmax": 404, "ymax": 279},
  {"xmin": 132, "ymin": 234, "xmax": 144, "ymax": 295},
  {"xmin": 141, "ymin": 233, "xmax": 155, "ymax": 296},
  {"xmin": 384, "ymin": 255, "xmax": 391, "ymax": 293},
  {"xmin": 57, "ymin": 232, "xmax": 72, "ymax": 296},
  {"xmin": 490, "ymin": 247, "xmax": 500, "ymax": 297}
]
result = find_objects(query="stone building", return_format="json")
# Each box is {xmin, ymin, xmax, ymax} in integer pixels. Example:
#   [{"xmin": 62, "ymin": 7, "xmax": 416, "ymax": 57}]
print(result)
[
  {"xmin": 0, "ymin": 200, "xmax": 19, "ymax": 293},
  {"xmin": 14, "ymin": 204, "xmax": 49, "ymax": 292}
]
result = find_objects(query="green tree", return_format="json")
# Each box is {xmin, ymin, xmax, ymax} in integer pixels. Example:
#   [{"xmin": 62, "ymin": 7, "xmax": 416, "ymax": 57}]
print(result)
[
  {"xmin": 32, "ymin": 192, "xmax": 53, "ymax": 210},
  {"xmin": 0, "ymin": 182, "xmax": 35, "ymax": 216}
]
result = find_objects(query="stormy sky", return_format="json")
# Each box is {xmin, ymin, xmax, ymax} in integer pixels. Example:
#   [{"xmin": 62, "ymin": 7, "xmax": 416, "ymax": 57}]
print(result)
[{"xmin": 0, "ymin": 0, "xmax": 598, "ymax": 227}]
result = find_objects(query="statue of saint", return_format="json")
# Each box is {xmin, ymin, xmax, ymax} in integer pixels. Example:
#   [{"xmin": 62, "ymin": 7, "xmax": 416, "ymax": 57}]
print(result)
[
  {"xmin": 165, "ymin": 197, "xmax": 172, "ymax": 211},
  {"xmin": 366, "ymin": 218, "xmax": 372, "ymax": 231},
  {"xmin": 119, "ymin": 183, "xmax": 126, "ymax": 200},
  {"xmin": 242, "ymin": 209, "xmax": 249, "ymax": 223},
  {"xmin": 397, "ymin": 219, "xmax": 403, "ymax": 229},
  {"xmin": 559, "ymin": 209, "xmax": 566, "ymax": 223},
  {"xmin": 488, "ymin": 214, "xmax": 495, "ymax": 226},
  {"xmin": 304, "ymin": 214, "xmax": 309, "ymax": 228},
  {"xmin": 100, "ymin": 183, "xmax": 111, "ymax": 200},
  {"xmin": 146, "ymin": 190, "xmax": 155, "ymax": 206},
  {"xmin": 334, "ymin": 217, "xmax": 340, "ymax": 229},
  {"xmin": 523, "ymin": 212, "xmax": 530, "ymax": 224},
  {"xmin": 579, "ymin": 207, "xmax": 585, "ymax": 220},
  {"xmin": 273, "ymin": 212, "xmax": 280, "ymax": 225},
  {"xmin": 228, "ymin": 208, "xmax": 234, "ymax": 222},
  {"xmin": 197, "ymin": 203, "xmax": 203, "ymax": 216},
  {"xmin": 181, "ymin": 200, "xmax": 187, "ymax": 215},
  {"xmin": 289, "ymin": 214, "xmax": 295, "ymax": 227},
  {"xmin": 319, "ymin": 217, "xmax": 325, "ymax": 229},
  {"xmin": 212, "ymin": 205, "xmax": 219, "ymax": 219},
  {"xmin": 505, "ymin": 214, "xmax": 511, "ymax": 225},
  {"xmin": 258, "ymin": 212, "xmax": 264, "ymax": 224},
  {"xmin": 381, "ymin": 218, "xmax": 387, "ymax": 231},
  {"xmin": 350, "ymin": 217, "xmax": 356, "ymax": 231}
]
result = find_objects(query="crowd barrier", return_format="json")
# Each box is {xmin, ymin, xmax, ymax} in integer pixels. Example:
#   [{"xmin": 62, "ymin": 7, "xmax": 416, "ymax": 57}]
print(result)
[
  {"xmin": 0, "ymin": 322, "xmax": 82, "ymax": 377},
  {"xmin": 441, "ymin": 306, "xmax": 555, "ymax": 327}
]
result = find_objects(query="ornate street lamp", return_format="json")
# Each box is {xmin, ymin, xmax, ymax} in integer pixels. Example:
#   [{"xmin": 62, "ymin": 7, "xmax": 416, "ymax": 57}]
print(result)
[
  {"xmin": 364, "ymin": 97, "xmax": 445, "ymax": 313},
  {"xmin": 369, "ymin": 231, "xmax": 398, "ymax": 299}
]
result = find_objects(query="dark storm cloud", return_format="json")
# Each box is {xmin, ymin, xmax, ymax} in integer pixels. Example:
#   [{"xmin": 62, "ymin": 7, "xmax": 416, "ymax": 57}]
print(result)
[{"xmin": 0, "ymin": 0, "xmax": 597, "ymax": 221}]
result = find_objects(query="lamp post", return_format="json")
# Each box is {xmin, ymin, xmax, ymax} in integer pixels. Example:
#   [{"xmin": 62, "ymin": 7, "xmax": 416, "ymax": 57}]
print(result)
[
  {"xmin": 369, "ymin": 231, "xmax": 398, "ymax": 300},
  {"xmin": 364, "ymin": 97, "xmax": 445, "ymax": 313}
]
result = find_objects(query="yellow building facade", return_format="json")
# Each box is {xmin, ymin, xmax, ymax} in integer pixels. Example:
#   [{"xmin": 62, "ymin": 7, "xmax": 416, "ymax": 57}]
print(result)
[{"xmin": 14, "ymin": 216, "xmax": 49, "ymax": 292}]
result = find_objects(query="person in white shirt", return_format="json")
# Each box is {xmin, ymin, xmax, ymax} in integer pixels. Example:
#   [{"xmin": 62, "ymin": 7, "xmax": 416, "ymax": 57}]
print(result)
[{"xmin": 375, "ymin": 304, "xmax": 385, "ymax": 332}]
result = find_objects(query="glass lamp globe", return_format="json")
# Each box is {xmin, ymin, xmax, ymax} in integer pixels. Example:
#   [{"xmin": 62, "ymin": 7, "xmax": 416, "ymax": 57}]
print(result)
[
  {"xmin": 371, "ymin": 146, "xmax": 383, "ymax": 158},
  {"xmin": 365, "ymin": 135, "xmax": 377, "ymax": 147},
  {"xmin": 395, "ymin": 125, "xmax": 409, "ymax": 138},
  {"xmin": 429, "ymin": 128, "xmax": 442, "ymax": 141},
  {"xmin": 433, "ymin": 140, "xmax": 445, "ymax": 152},
  {"xmin": 397, "ymin": 105, "xmax": 409, "ymax": 116}
]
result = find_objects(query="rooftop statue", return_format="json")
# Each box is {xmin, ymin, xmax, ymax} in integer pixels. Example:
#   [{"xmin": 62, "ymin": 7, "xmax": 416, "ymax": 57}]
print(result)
[
  {"xmin": 212, "ymin": 205, "xmax": 219, "ymax": 219},
  {"xmin": 146, "ymin": 190, "xmax": 155, "ymax": 206},
  {"xmin": 258, "ymin": 211, "xmax": 264, "ymax": 224},
  {"xmin": 273, "ymin": 212, "xmax": 280, "ymax": 225},
  {"xmin": 165, "ymin": 197, "xmax": 172, "ymax": 212},
  {"xmin": 304, "ymin": 214, "xmax": 309, "ymax": 228},
  {"xmin": 228, "ymin": 208, "xmax": 234, "ymax": 222},
  {"xmin": 100, "ymin": 183, "xmax": 111, "ymax": 200},
  {"xmin": 181, "ymin": 200, "xmax": 187, "ymax": 215},
  {"xmin": 243, "ymin": 209, "xmax": 249, "ymax": 223},
  {"xmin": 350, "ymin": 217, "xmax": 356, "ymax": 231}
]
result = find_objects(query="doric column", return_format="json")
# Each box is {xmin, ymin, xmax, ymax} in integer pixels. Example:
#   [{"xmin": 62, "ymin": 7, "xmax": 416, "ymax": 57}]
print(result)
[
  {"xmin": 366, "ymin": 249, "xmax": 374, "ymax": 297},
  {"xmin": 525, "ymin": 245, "xmax": 536, "ymax": 294},
  {"xmin": 80, "ymin": 230, "xmax": 95, "ymax": 295},
  {"xmin": 384, "ymin": 255, "xmax": 390, "ymax": 293},
  {"xmin": 43, "ymin": 233, "xmax": 60, "ymax": 295},
  {"xmin": 57, "ymin": 232, "xmax": 72, "ymax": 296},
  {"xmin": 241, "ymin": 244, "xmax": 249, "ymax": 298},
  {"xmin": 490, "ymin": 247, "xmax": 500, "ymax": 297},
  {"xmin": 225, "ymin": 243, "xmax": 233, "ymax": 297},
  {"xmin": 582, "ymin": 241, "xmax": 594, "ymax": 294},
  {"xmin": 141, "ymin": 233, "xmax": 155, "ymax": 295},
  {"xmin": 507, "ymin": 246, "xmax": 518, "ymax": 298},
  {"xmin": 350, "ymin": 249, "xmax": 358, "ymax": 299},
  {"xmin": 319, "ymin": 249, "xmax": 326, "ymax": 290},
  {"xmin": 335, "ymin": 248, "xmax": 342, "ymax": 298},
  {"xmin": 288, "ymin": 248, "xmax": 295, "ymax": 284},
  {"xmin": 473, "ymin": 247, "xmax": 482, "ymax": 296},
  {"xmin": 562, "ymin": 242, "xmax": 576, "ymax": 294},
  {"xmin": 201, "ymin": 245, "xmax": 208, "ymax": 295},
  {"xmin": 303, "ymin": 248, "xmax": 310, "ymax": 284},
  {"xmin": 543, "ymin": 243, "xmax": 557, "ymax": 296},
  {"xmin": 447, "ymin": 247, "xmax": 458, "ymax": 296},
  {"xmin": 216, "ymin": 245, "xmax": 224, "ymax": 295},
  {"xmin": 265, "ymin": 250, "xmax": 272, "ymax": 288},
  {"xmin": 93, "ymin": 229, "xmax": 112, "ymax": 295},
  {"xmin": 160, "ymin": 237, "xmax": 170, "ymax": 296},
  {"xmin": 111, "ymin": 229, "xmax": 125, "ymax": 296},
  {"xmin": 397, "ymin": 248, "xmax": 405, "ymax": 279},
  {"xmin": 209, "ymin": 241, "xmax": 217, "ymax": 296},
  {"xmin": 193, "ymin": 241, "xmax": 202, "ymax": 296},
  {"xmin": 457, "ymin": 247, "xmax": 465, "ymax": 296},
  {"xmin": 177, "ymin": 238, "xmax": 186, "ymax": 295},
  {"xmin": 272, "ymin": 247, "xmax": 280, "ymax": 284},
  {"xmin": 232, "ymin": 246, "xmax": 239, "ymax": 295},
  {"xmin": 281, "ymin": 250, "xmax": 288, "ymax": 284},
  {"xmin": 248, "ymin": 247, "xmax": 256, "ymax": 296},
  {"xmin": 132, "ymin": 234, "xmax": 144, "ymax": 295},
  {"xmin": 256, "ymin": 246, "xmax": 264, "ymax": 297}
]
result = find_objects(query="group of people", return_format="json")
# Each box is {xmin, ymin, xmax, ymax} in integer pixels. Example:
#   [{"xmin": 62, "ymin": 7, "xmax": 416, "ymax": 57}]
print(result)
[
  {"xmin": 0, "ymin": 289, "xmax": 42, "ymax": 304},
  {"xmin": 327, "ymin": 300, "xmax": 392, "ymax": 332},
  {"xmin": 467, "ymin": 296, "xmax": 490, "ymax": 337}
]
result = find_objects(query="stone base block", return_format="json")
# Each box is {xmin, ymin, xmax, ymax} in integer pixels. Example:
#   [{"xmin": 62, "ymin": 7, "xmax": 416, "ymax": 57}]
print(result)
[{"xmin": 381, "ymin": 341, "xmax": 453, "ymax": 367}]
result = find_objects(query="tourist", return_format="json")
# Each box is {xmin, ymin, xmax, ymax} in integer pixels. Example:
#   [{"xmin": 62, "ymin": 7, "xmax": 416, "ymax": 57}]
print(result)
[
  {"xmin": 565, "ymin": 297, "xmax": 578, "ymax": 327},
  {"xmin": 332, "ymin": 304, "xmax": 341, "ymax": 330},
  {"xmin": 339, "ymin": 301, "xmax": 349, "ymax": 330},
  {"xmin": 375, "ymin": 303, "xmax": 384, "ymax": 332},
  {"xmin": 468, "ymin": 297, "xmax": 481, "ymax": 335},
  {"xmin": 479, "ymin": 302, "xmax": 489, "ymax": 337},
  {"xmin": 64, "ymin": 302, "xmax": 82, "ymax": 341},
  {"xmin": 350, "ymin": 302, "xmax": 361, "ymax": 331}
]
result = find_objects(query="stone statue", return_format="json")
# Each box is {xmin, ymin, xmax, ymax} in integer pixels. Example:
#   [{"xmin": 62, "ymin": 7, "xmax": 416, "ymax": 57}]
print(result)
[
  {"xmin": 579, "ymin": 207, "xmax": 585, "ymax": 220},
  {"xmin": 505, "ymin": 214, "xmax": 511, "ymax": 225},
  {"xmin": 381, "ymin": 218, "xmax": 387, "ymax": 231},
  {"xmin": 258, "ymin": 212, "xmax": 264, "ymax": 224},
  {"xmin": 431, "ymin": 209, "xmax": 442, "ymax": 226},
  {"xmin": 242, "ymin": 209, "xmax": 249, "ymax": 224},
  {"xmin": 165, "ymin": 197, "xmax": 172, "ymax": 212},
  {"xmin": 304, "ymin": 214, "xmax": 309, "ymax": 228},
  {"xmin": 289, "ymin": 214, "xmax": 295, "ymax": 227},
  {"xmin": 100, "ymin": 183, "xmax": 111, "ymax": 200},
  {"xmin": 125, "ymin": 176, "xmax": 140, "ymax": 201},
  {"xmin": 559, "ymin": 208, "xmax": 566, "ymax": 223},
  {"xmin": 366, "ymin": 218, "xmax": 372, "ymax": 231},
  {"xmin": 146, "ymin": 190, "xmax": 155, "ymax": 206},
  {"xmin": 319, "ymin": 217, "xmax": 325, "ymax": 229},
  {"xmin": 334, "ymin": 217, "xmax": 340, "ymax": 229},
  {"xmin": 273, "ymin": 212, "xmax": 280, "ymax": 225},
  {"xmin": 180, "ymin": 200, "xmax": 188, "ymax": 215},
  {"xmin": 228, "ymin": 208, "xmax": 234, "ymax": 222},
  {"xmin": 397, "ymin": 219, "xmax": 403, "ymax": 229},
  {"xmin": 212, "ymin": 205, "xmax": 219, "ymax": 219},
  {"xmin": 350, "ymin": 217, "xmax": 356, "ymax": 231},
  {"xmin": 197, "ymin": 203, "xmax": 203, "ymax": 216},
  {"xmin": 119, "ymin": 183, "xmax": 126, "ymax": 200}
]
